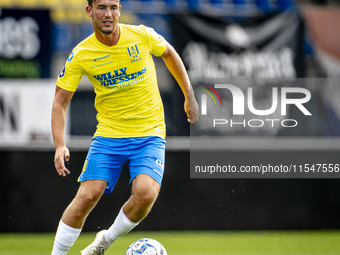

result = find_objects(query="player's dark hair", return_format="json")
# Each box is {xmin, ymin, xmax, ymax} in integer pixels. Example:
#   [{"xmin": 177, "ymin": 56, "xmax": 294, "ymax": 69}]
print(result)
[{"xmin": 87, "ymin": 0, "xmax": 120, "ymax": 6}]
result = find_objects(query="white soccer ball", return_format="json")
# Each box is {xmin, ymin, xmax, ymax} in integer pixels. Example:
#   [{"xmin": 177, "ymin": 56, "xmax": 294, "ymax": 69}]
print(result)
[{"xmin": 126, "ymin": 238, "xmax": 167, "ymax": 255}]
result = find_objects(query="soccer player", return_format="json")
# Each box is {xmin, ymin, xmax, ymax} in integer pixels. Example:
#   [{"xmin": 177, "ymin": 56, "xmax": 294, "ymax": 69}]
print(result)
[{"xmin": 50, "ymin": 0, "xmax": 199, "ymax": 254}]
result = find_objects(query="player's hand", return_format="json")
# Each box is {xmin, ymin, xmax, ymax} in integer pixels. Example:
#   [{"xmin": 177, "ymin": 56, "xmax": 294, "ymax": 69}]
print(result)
[
  {"xmin": 185, "ymin": 93, "xmax": 199, "ymax": 123},
  {"xmin": 54, "ymin": 146, "xmax": 71, "ymax": 177}
]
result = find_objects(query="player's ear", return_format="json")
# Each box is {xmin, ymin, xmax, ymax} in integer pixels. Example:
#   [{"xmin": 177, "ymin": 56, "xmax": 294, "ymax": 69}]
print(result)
[{"xmin": 86, "ymin": 6, "xmax": 92, "ymax": 17}]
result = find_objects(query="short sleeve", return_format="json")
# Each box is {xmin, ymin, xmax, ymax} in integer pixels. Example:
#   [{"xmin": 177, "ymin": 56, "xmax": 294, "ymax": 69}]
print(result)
[
  {"xmin": 56, "ymin": 51, "xmax": 84, "ymax": 92},
  {"xmin": 145, "ymin": 26, "xmax": 166, "ymax": 57}
]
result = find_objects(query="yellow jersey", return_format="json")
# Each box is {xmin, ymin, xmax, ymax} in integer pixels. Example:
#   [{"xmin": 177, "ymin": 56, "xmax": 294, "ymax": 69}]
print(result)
[{"xmin": 57, "ymin": 24, "xmax": 167, "ymax": 139}]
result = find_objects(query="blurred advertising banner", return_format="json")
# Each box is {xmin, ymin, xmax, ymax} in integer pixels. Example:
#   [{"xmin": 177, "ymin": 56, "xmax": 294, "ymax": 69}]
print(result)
[
  {"xmin": 171, "ymin": 11, "xmax": 340, "ymax": 136},
  {"xmin": 170, "ymin": 11, "xmax": 306, "ymax": 82},
  {"xmin": 0, "ymin": 9, "xmax": 51, "ymax": 78},
  {"xmin": 0, "ymin": 80, "xmax": 69, "ymax": 145}
]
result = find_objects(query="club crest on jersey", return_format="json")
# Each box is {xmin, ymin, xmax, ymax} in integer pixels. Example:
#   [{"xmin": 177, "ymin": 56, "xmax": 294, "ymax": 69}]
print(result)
[{"xmin": 127, "ymin": 45, "xmax": 139, "ymax": 59}]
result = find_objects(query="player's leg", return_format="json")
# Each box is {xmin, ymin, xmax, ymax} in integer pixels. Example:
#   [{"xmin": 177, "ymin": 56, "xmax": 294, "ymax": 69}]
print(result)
[
  {"xmin": 123, "ymin": 174, "xmax": 160, "ymax": 222},
  {"xmin": 79, "ymin": 137, "xmax": 132, "ymax": 255},
  {"xmin": 61, "ymin": 180, "xmax": 107, "ymax": 228},
  {"xmin": 81, "ymin": 137, "xmax": 165, "ymax": 254},
  {"xmin": 51, "ymin": 180, "xmax": 107, "ymax": 255},
  {"xmin": 104, "ymin": 174, "xmax": 160, "ymax": 246},
  {"xmin": 80, "ymin": 177, "xmax": 154, "ymax": 255},
  {"xmin": 53, "ymin": 137, "xmax": 126, "ymax": 255},
  {"xmin": 103, "ymin": 136, "xmax": 165, "ymax": 246}
]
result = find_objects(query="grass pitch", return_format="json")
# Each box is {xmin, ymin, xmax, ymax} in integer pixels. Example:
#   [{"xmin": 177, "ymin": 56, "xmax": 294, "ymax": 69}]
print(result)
[{"xmin": 0, "ymin": 230, "xmax": 340, "ymax": 255}]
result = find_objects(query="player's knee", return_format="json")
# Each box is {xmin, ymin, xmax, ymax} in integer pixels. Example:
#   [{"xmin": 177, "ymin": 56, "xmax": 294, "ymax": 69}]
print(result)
[
  {"xmin": 76, "ymin": 193, "xmax": 100, "ymax": 210},
  {"xmin": 135, "ymin": 187, "xmax": 159, "ymax": 208},
  {"xmin": 141, "ymin": 192, "xmax": 157, "ymax": 207},
  {"xmin": 132, "ymin": 175, "xmax": 160, "ymax": 209}
]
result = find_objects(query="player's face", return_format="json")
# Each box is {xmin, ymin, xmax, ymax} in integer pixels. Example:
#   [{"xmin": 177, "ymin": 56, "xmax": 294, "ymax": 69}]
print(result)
[{"xmin": 87, "ymin": 0, "xmax": 121, "ymax": 35}]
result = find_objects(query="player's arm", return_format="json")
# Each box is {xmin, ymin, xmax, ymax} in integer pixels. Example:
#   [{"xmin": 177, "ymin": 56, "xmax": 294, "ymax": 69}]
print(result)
[
  {"xmin": 51, "ymin": 86, "xmax": 74, "ymax": 177},
  {"xmin": 161, "ymin": 41, "xmax": 199, "ymax": 123}
]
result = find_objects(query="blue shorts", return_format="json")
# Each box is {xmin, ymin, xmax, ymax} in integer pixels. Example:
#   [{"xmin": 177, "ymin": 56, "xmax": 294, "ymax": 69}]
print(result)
[{"xmin": 78, "ymin": 136, "xmax": 166, "ymax": 193}]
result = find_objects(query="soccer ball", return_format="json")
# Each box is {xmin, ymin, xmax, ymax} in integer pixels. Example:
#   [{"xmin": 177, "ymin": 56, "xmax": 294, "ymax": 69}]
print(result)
[{"xmin": 126, "ymin": 238, "xmax": 167, "ymax": 255}]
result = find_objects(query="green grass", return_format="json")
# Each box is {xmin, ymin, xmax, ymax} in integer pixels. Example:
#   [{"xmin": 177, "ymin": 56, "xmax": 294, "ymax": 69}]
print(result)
[{"xmin": 1, "ymin": 230, "xmax": 340, "ymax": 255}]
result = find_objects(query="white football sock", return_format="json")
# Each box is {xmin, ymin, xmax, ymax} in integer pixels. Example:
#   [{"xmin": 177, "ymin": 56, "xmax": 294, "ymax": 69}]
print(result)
[
  {"xmin": 105, "ymin": 208, "xmax": 139, "ymax": 246},
  {"xmin": 51, "ymin": 220, "xmax": 82, "ymax": 255}
]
